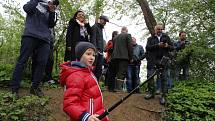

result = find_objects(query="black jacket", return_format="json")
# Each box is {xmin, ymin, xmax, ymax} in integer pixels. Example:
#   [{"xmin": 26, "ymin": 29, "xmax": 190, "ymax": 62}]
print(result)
[
  {"xmin": 90, "ymin": 23, "xmax": 104, "ymax": 53},
  {"xmin": 64, "ymin": 18, "xmax": 91, "ymax": 61},
  {"xmin": 146, "ymin": 33, "xmax": 173, "ymax": 69},
  {"xmin": 111, "ymin": 33, "xmax": 133, "ymax": 61}
]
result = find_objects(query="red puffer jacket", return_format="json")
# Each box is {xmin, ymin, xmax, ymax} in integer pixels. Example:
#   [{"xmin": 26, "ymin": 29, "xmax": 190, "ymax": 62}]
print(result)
[{"xmin": 59, "ymin": 62, "xmax": 109, "ymax": 121}]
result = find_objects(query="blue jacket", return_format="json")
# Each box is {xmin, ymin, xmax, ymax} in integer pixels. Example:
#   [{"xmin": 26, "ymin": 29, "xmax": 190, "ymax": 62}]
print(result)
[
  {"xmin": 23, "ymin": 0, "xmax": 56, "ymax": 43},
  {"xmin": 129, "ymin": 44, "xmax": 145, "ymax": 65}
]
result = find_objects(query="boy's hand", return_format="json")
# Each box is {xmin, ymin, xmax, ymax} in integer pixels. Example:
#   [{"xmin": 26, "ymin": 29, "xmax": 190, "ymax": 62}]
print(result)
[{"xmin": 88, "ymin": 114, "xmax": 100, "ymax": 121}]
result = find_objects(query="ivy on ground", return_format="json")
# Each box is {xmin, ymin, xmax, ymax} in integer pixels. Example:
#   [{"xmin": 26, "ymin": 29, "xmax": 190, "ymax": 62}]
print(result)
[
  {"xmin": 0, "ymin": 93, "xmax": 51, "ymax": 121},
  {"xmin": 166, "ymin": 80, "xmax": 215, "ymax": 121}
]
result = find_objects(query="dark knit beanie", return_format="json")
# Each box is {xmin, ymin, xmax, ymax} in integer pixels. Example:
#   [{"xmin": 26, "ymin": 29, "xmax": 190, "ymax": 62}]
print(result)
[{"xmin": 75, "ymin": 42, "xmax": 96, "ymax": 60}]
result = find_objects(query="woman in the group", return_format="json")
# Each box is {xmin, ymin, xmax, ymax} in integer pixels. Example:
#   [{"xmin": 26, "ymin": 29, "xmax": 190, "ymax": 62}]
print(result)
[{"xmin": 64, "ymin": 10, "xmax": 91, "ymax": 61}]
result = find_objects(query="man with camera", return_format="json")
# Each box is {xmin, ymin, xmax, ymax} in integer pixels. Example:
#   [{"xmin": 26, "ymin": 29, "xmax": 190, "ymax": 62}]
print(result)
[
  {"xmin": 174, "ymin": 31, "xmax": 190, "ymax": 81},
  {"xmin": 145, "ymin": 24, "xmax": 173, "ymax": 105},
  {"xmin": 11, "ymin": 0, "xmax": 59, "ymax": 98}
]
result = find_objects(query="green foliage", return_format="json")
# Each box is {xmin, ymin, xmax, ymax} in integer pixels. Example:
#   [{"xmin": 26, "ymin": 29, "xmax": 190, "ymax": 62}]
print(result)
[
  {"xmin": 166, "ymin": 80, "xmax": 215, "ymax": 121},
  {"xmin": 0, "ymin": 92, "xmax": 50, "ymax": 121},
  {"xmin": 0, "ymin": 64, "xmax": 13, "ymax": 81},
  {"xmin": 176, "ymin": 44, "xmax": 215, "ymax": 81}
]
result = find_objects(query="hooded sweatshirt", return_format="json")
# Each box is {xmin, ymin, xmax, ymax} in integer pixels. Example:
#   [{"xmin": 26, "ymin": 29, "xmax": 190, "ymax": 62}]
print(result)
[{"xmin": 59, "ymin": 61, "xmax": 108, "ymax": 121}]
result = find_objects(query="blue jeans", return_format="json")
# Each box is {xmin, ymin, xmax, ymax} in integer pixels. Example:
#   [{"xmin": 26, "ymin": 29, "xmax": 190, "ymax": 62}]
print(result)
[
  {"xmin": 126, "ymin": 65, "xmax": 140, "ymax": 92},
  {"xmin": 156, "ymin": 68, "xmax": 173, "ymax": 91}
]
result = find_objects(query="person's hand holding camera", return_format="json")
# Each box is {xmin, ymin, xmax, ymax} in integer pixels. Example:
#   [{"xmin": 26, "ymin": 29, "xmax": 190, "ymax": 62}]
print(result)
[
  {"xmin": 158, "ymin": 42, "xmax": 165, "ymax": 48},
  {"xmin": 159, "ymin": 42, "xmax": 169, "ymax": 48}
]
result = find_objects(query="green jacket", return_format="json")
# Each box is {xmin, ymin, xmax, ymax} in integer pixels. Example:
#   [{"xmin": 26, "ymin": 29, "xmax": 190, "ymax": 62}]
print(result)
[{"xmin": 111, "ymin": 33, "xmax": 133, "ymax": 60}]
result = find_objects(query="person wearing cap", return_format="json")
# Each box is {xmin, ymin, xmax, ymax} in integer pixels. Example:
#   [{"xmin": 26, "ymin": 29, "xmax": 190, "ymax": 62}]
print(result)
[
  {"xmin": 90, "ymin": 15, "xmax": 109, "ymax": 82},
  {"xmin": 10, "ymin": 0, "xmax": 58, "ymax": 98},
  {"xmin": 59, "ymin": 42, "xmax": 109, "ymax": 121}
]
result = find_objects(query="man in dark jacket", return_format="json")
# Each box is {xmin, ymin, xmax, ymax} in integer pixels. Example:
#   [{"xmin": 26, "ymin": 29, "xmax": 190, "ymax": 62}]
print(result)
[
  {"xmin": 145, "ymin": 24, "xmax": 173, "ymax": 104},
  {"xmin": 11, "ymin": 0, "xmax": 58, "ymax": 98},
  {"xmin": 109, "ymin": 26, "xmax": 133, "ymax": 91},
  {"xmin": 126, "ymin": 37, "xmax": 145, "ymax": 93},
  {"xmin": 91, "ymin": 15, "xmax": 109, "ymax": 81}
]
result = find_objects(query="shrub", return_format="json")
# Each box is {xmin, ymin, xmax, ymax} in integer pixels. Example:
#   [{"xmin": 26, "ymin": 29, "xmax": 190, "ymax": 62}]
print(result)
[
  {"xmin": 165, "ymin": 80, "xmax": 215, "ymax": 121},
  {"xmin": 0, "ymin": 92, "xmax": 50, "ymax": 121}
]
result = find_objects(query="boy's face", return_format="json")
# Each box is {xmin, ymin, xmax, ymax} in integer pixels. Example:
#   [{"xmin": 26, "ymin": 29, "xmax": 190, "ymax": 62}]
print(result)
[{"xmin": 80, "ymin": 48, "xmax": 95, "ymax": 67}]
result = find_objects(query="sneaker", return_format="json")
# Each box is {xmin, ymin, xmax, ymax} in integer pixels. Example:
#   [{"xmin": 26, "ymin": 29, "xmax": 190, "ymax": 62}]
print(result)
[
  {"xmin": 30, "ymin": 87, "xmax": 44, "ymax": 97},
  {"xmin": 156, "ymin": 90, "xmax": 161, "ymax": 95},
  {"xmin": 116, "ymin": 78, "xmax": 124, "ymax": 82},
  {"xmin": 47, "ymin": 80, "xmax": 55, "ymax": 84},
  {"xmin": 144, "ymin": 93, "xmax": 155, "ymax": 100},
  {"xmin": 160, "ymin": 97, "xmax": 166, "ymax": 105}
]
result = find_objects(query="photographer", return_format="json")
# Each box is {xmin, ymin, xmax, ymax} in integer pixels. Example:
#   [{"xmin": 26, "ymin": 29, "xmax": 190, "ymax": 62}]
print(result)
[
  {"xmin": 145, "ymin": 24, "xmax": 173, "ymax": 105},
  {"xmin": 174, "ymin": 31, "xmax": 190, "ymax": 81},
  {"xmin": 11, "ymin": 0, "xmax": 58, "ymax": 98}
]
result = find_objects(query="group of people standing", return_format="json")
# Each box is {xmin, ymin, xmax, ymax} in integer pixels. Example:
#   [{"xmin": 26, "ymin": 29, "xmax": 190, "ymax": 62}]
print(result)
[{"xmin": 9, "ymin": 0, "xmax": 190, "ymax": 120}]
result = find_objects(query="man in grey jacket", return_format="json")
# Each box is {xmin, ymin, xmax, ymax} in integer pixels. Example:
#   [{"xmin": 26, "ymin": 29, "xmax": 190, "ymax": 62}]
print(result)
[{"xmin": 11, "ymin": 0, "xmax": 58, "ymax": 98}]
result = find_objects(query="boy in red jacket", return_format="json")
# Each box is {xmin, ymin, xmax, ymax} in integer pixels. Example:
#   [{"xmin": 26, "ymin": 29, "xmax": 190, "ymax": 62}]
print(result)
[{"xmin": 59, "ymin": 42, "xmax": 109, "ymax": 121}]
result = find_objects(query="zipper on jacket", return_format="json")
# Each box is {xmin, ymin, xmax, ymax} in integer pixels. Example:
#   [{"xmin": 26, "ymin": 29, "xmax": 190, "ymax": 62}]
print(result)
[
  {"xmin": 90, "ymin": 98, "xmax": 94, "ymax": 114},
  {"xmin": 90, "ymin": 71, "xmax": 104, "ymax": 102}
]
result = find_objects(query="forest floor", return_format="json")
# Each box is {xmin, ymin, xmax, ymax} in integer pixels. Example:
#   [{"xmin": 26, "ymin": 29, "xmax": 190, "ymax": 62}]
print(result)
[
  {"xmin": 1, "ymin": 87, "xmax": 165, "ymax": 121},
  {"xmin": 41, "ymin": 88, "xmax": 165, "ymax": 121}
]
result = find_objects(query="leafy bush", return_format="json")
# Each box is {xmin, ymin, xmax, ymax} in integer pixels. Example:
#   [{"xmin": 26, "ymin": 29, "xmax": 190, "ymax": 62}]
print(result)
[
  {"xmin": 176, "ymin": 44, "xmax": 215, "ymax": 82},
  {"xmin": 0, "ymin": 92, "xmax": 50, "ymax": 121},
  {"xmin": 166, "ymin": 80, "xmax": 215, "ymax": 121},
  {"xmin": 0, "ymin": 64, "xmax": 13, "ymax": 87}
]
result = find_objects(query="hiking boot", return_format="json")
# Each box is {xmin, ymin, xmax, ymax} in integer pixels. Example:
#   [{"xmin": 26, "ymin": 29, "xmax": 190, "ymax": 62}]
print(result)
[
  {"xmin": 30, "ymin": 87, "xmax": 44, "ymax": 97},
  {"xmin": 144, "ymin": 93, "xmax": 155, "ymax": 100},
  {"xmin": 160, "ymin": 97, "xmax": 166, "ymax": 105}
]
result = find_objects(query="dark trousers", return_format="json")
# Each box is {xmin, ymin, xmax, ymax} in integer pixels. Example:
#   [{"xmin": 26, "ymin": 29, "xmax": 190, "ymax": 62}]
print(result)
[
  {"xmin": 126, "ymin": 65, "xmax": 140, "ymax": 92},
  {"xmin": 11, "ymin": 36, "xmax": 50, "ymax": 91},
  {"xmin": 147, "ymin": 68, "xmax": 156, "ymax": 94},
  {"xmin": 32, "ymin": 41, "xmax": 54, "ymax": 82},
  {"xmin": 147, "ymin": 67, "xmax": 168, "ymax": 97},
  {"xmin": 107, "ymin": 62, "xmax": 116, "ymax": 91},
  {"xmin": 175, "ymin": 64, "xmax": 189, "ymax": 81},
  {"xmin": 93, "ymin": 53, "xmax": 104, "ymax": 82},
  {"xmin": 108, "ymin": 59, "xmax": 129, "ymax": 90}
]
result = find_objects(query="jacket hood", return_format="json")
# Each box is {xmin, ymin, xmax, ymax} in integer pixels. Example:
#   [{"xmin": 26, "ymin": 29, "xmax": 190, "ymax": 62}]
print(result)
[{"xmin": 59, "ymin": 61, "xmax": 92, "ymax": 86}]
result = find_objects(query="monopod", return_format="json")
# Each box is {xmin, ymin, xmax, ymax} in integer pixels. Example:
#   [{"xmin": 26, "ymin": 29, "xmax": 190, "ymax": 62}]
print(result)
[
  {"xmin": 98, "ymin": 56, "xmax": 170, "ymax": 120},
  {"xmin": 98, "ymin": 69, "xmax": 157, "ymax": 120}
]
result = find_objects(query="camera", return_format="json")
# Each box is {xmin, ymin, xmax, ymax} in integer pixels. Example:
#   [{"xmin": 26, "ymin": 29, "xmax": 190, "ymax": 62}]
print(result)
[
  {"xmin": 159, "ymin": 56, "xmax": 170, "ymax": 67},
  {"xmin": 53, "ymin": 0, "xmax": 59, "ymax": 6}
]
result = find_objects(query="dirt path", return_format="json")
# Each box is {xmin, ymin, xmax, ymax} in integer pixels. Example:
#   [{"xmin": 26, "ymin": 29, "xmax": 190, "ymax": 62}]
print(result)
[{"xmin": 45, "ymin": 88, "xmax": 165, "ymax": 121}]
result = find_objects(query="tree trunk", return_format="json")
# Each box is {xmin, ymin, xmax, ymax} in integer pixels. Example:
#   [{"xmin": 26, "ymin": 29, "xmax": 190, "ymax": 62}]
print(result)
[{"xmin": 136, "ymin": 0, "xmax": 157, "ymax": 35}]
